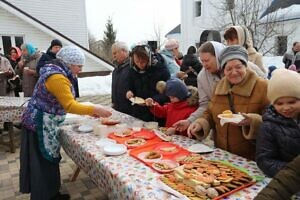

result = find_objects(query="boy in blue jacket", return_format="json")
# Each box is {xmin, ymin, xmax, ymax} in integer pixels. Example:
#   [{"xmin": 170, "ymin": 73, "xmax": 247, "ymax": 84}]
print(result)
[{"xmin": 256, "ymin": 68, "xmax": 300, "ymax": 177}]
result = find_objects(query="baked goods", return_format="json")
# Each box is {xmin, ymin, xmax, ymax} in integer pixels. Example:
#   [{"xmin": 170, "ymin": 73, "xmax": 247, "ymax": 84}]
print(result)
[
  {"xmin": 130, "ymin": 97, "xmax": 145, "ymax": 105},
  {"xmin": 160, "ymin": 159, "xmax": 254, "ymax": 199},
  {"xmin": 114, "ymin": 128, "xmax": 133, "ymax": 137},
  {"xmin": 221, "ymin": 110, "xmax": 233, "ymax": 118},
  {"xmin": 125, "ymin": 138, "xmax": 146, "ymax": 147},
  {"xmin": 145, "ymin": 151, "xmax": 161, "ymax": 159},
  {"xmin": 160, "ymin": 146, "xmax": 177, "ymax": 152},
  {"xmin": 153, "ymin": 162, "xmax": 173, "ymax": 171}
]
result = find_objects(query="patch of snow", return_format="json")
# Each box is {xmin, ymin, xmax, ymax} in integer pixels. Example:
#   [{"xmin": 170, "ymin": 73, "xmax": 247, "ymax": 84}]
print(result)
[
  {"xmin": 263, "ymin": 56, "xmax": 284, "ymax": 69},
  {"xmin": 78, "ymin": 74, "xmax": 112, "ymax": 96}
]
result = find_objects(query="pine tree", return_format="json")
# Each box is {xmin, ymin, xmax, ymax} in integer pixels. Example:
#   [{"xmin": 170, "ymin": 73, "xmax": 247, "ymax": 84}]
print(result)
[{"xmin": 102, "ymin": 17, "xmax": 116, "ymax": 61}]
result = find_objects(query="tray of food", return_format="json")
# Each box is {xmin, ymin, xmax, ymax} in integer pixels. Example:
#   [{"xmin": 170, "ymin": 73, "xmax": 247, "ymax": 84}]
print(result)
[
  {"xmin": 108, "ymin": 129, "xmax": 162, "ymax": 149},
  {"xmin": 129, "ymin": 142, "xmax": 191, "ymax": 173},
  {"xmin": 158, "ymin": 155, "xmax": 255, "ymax": 200}
]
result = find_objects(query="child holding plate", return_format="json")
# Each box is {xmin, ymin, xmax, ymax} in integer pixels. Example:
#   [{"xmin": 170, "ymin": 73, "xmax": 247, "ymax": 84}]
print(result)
[{"xmin": 145, "ymin": 78, "xmax": 198, "ymax": 136}]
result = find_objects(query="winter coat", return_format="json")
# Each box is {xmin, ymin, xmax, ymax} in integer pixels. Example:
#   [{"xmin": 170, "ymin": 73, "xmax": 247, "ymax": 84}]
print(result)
[
  {"xmin": 111, "ymin": 58, "xmax": 132, "ymax": 115},
  {"xmin": 8, "ymin": 47, "xmax": 22, "ymax": 70},
  {"xmin": 159, "ymin": 49, "xmax": 180, "ymax": 77},
  {"xmin": 36, "ymin": 50, "xmax": 79, "ymax": 97},
  {"xmin": 231, "ymin": 26, "xmax": 266, "ymax": 73},
  {"xmin": 283, "ymin": 50, "xmax": 300, "ymax": 71},
  {"xmin": 0, "ymin": 55, "xmax": 15, "ymax": 95},
  {"xmin": 128, "ymin": 53, "xmax": 170, "ymax": 122},
  {"xmin": 149, "ymin": 87, "xmax": 198, "ymax": 137},
  {"xmin": 195, "ymin": 69, "xmax": 269, "ymax": 160},
  {"xmin": 256, "ymin": 105, "xmax": 300, "ymax": 177},
  {"xmin": 36, "ymin": 49, "xmax": 57, "ymax": 74},
  {"xmin": 254, "ymin": 155, "xmax": 300, "ymax": 200},
  {"xmin": 180, "ymin": 54, "xmax": 202, "ymax": 87},
  {"xmin": 19, "ymin": 52, "xmax": 41, "ymax": 97}
]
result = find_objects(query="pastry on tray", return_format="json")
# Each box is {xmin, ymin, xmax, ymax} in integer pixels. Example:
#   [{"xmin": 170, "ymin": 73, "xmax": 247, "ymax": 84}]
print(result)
[
  {"xmin": 125, "ymin": 138, "xmax": 146, "ymax": 147},
  {"xmin": 145, "ymin": 151, "xmax": 161, "ymax": 159}
]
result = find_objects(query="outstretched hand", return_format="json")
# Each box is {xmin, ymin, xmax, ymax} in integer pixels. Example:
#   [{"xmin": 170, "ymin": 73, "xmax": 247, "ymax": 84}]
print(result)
[
  {"xmin": 187, "ymin": 121, "xmax": 202, "ymax": 138},
  {"xmin": 93, "ymin": 106, "xmax": 112, "ymax": 118}
]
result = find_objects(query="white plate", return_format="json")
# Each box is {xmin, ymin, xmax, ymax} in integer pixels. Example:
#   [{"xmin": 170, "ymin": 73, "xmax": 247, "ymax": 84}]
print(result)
[
  {"xmin": 152, "ymin": 160, "xmax": 179, "ymax": 173},
  {"xmin": 95, "ymin": 138, "xmax": 116, "ymax": 148},
  {"xmin": 154, "ymin": 130, "xmax": 172, "ymax": 141},
  {"xmin": 137, "ymin": 151, "xmax": 162, "ymax": 162},
  {"xmin": 77, "ymin": 125, "xmax": 93, "ymax": 133},
  {"xmin": 103, "ymin": 144, "xmax": 127, "ymax": 156},
  {"xmin": 188, "ymin": 143, "xmax": 214, "ymax": 153},
  {"xmin": 217, "ymin": 114, "xmax": 244, "ymax": 126}
]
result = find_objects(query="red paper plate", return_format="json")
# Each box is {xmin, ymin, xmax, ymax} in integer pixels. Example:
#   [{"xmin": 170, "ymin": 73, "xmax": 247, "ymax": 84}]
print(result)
[{"xmin": 154, "ymin": 142, "xmax": 179, "ymax": 155}]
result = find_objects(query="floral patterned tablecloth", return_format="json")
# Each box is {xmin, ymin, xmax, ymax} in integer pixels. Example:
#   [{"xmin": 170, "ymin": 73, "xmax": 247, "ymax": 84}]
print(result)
[
  {"xmin": 0, "ymin": 97, "xmax": 30, "ymax": 123},
  {"xmin": 60, "ymin": 112, "xmax": 270, "ymax": 200}
]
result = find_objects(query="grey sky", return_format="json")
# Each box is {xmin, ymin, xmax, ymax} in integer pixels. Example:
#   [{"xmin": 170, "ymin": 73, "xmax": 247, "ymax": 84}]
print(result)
[{"xmin": 85, "ymin": 0, "xmax": 180, "ymax": 47}]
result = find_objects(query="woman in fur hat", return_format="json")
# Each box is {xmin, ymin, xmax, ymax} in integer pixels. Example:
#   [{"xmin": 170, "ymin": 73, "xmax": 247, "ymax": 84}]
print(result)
[
  {"xmin": 145, "ymin": 78, "xmax": 198, "ymax": 137},
  {"xmin": 256, "ymin": 68, "xmax": 300, "ymax": 177}
]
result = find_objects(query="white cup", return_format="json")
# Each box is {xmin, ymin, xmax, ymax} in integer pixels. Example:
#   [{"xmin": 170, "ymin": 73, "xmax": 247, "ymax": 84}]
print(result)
[
  {"xmin": 93, "ymin": 124, "xmax": 109, "ymax": 137},
  {"xmin": 19, "ymin": 92, "xmax": 24, "ymax": 101}
]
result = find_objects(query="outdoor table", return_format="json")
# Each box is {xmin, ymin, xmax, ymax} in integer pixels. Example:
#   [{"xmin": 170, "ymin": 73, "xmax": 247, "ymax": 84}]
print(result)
[
  {"xmin": 0, "ymin": 96, "xmax": 29, "ymax": 152},
  {"xmin": 60, "ymin": 111, "xmax": 271, "ymax": 200}
]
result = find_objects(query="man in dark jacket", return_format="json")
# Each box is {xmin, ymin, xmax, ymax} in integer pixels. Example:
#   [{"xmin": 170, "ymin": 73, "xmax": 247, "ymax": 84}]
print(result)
[
  {"xmin": 37, "ymin": 39, "xmax": 62, "ymax": 74},
  {"xmin": 111, "ymin": 42, "xmax": 132, "ymax": 115},
  {"xmin": 283, "ymin": 41, "xmax": 300, "ymax": 71},
  {"xmin": 126, "ymin": 45, "xmax": 170, "ymax": 123}
]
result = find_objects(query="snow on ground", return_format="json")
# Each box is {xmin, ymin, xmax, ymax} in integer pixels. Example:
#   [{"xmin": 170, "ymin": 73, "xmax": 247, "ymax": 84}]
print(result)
[
  {"xmin": 78, "ymin": 56, "xmax": 285, "ymax": 97},
  {"xmin": 78, "ymin": 73, "xmax": 112, "ymax": 96},
  {"xmin": 263, "ymin": 56, "xmax": 284, "ymax": 69}
]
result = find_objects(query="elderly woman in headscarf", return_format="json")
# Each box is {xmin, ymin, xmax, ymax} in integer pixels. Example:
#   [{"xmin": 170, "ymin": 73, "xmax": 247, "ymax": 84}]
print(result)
[
  {"xmin": 19, "ymin": 46, "xmax": 112, "ymax": 200},
  {"xmin": 188, "ymin": 45, "xmax": 269, "ymax": 160},
  {"xmin": 16, "ymin": 43, "xmax": 41, "ymax": 96},
  {"xmin": 174, "ymin": 41, "xmax": 226, "ymax": 132}
]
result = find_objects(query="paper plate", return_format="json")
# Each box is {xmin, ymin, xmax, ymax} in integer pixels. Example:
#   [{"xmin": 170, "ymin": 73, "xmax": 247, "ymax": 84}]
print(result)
[
  {"xmin": 152, "ymin": 160, "xmax": 179, "ymax": 173},
  {"xmin": 103, "ymin": 144, "xmax": 127, "ymax": 156},
  {"xmin": 101, "ymin": 117, "xmax": 121, "ymax": 125},
  {"xmin": 137, "ymin": 151, "xmax": 162, "ymax": 162},
  {"xmin": 153, "ymin": 130, "xmax": 172, "ymax": 142},
  {"xmin": 154, "ymin": 143, "xmax": 179, "ymax": 155},
  {"xmin": 95, "ymin": 138, "xmax": 116, "ymax": 148},
  {"xmin": 129, "ymin": 97, "xmax": 145, "ymax": 105},
  {"xmin": 188, "ymin": 143, "xmax": 214, "ymax": 153},
  {"xmin": 75, "ymin": 125, "xmax": 93, "ymax": 133},
  {"xmin": 217, "ymin": 114, "xmax": 244, "ymax": 126}
]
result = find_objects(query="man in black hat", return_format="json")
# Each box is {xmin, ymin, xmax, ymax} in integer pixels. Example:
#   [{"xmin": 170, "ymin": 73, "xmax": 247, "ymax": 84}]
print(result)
[{"xmin": 36, "ymin": 39, "xmax": 62, "ymax": 74}]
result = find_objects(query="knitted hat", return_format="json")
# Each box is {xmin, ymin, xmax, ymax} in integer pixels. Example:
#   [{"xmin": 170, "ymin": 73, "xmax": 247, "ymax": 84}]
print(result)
[
  {"xmin": 165, "ymin": 78, "xmax": 191, "ymax": 100},
  {"xmin": 56, "ymin": 46, "xmax": 85, "ymax": 65},
  {"xmin": 50, "ymin": 39, "xmax": 62, "ymax": 49},
  {"xmin": 165, "ymin": 39, "xmax": 179, "ymax": 50},
  {"xmin": 267, "ymin": 68, "xmax": 300, "ymax": 104},
  {"xmin": 219, "ymin": 45, "xmax": 248, "ymax": 69}
]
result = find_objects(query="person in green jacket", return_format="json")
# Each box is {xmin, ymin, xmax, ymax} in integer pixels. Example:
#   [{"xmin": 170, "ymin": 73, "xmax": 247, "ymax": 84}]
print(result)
[{"xmin": 254, "ymin": 155, "xmax": 300, "ymax": 200}]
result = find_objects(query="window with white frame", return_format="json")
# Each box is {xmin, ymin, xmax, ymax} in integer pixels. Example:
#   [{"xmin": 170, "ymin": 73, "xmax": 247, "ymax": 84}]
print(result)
[{"xmin": 0, "ymin": 35, "xmax": 24, "ymax": 56}]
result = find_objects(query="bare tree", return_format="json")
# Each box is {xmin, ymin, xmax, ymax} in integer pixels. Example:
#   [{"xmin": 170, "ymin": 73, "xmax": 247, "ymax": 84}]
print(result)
[
  {"xmin": 152, "ymin": 21, "xmax": 164, "ymax": 50},
  {"xmin": 209, "ymin": 0, "xmax": 296, "ymax": 55}
]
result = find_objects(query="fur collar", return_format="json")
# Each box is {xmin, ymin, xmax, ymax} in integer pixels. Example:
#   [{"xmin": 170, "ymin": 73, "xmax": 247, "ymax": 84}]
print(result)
[{"xmin": 214, "ymin": 69, "xmax": 257, "ymax": 97}]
